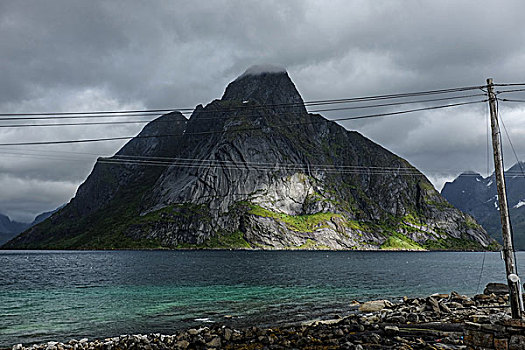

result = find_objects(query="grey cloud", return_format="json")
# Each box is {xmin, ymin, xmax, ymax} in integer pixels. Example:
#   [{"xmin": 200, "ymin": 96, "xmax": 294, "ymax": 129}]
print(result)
[
  {"xmin": 0, "ymin": 174, "xmax": 76, "ymax": 222},
  {"xmin": 2, "ymin": 0, "xmax": 525, "ymax": 220}
]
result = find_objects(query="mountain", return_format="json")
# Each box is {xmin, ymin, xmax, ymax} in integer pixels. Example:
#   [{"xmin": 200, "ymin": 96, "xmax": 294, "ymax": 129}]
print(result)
[
  {"xmin": 441, "ymin": 162, "xmax": 525, "ymax": 249},
  {"xmin": 0, "ymin": 206, "xmax": 62, "ymax": 246},
  {"xmin": 3, "ymin": 67, "xmax": 496, "ymax": 250},
  {"xmin": 31, "ymin": 205, "xmax": 64, "ymax": 226},
  {"xmin": 0, "ymin": 214, "xmax": 29, "ymax": 246}
]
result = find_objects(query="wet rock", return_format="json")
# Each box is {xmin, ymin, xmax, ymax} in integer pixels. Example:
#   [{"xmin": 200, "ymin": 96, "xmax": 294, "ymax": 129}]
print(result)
[
  {"xmin": 206, "ymin": 336, "xmax": 221, "ymax": 348},
  {"xmin": 450, "ymin": 291, "xmax": 468, "ymax": 302},
  {"xmin": 484, "ymin": 282, "xmax": 509, "ymax": 295},
  {"xmin": 431, "ymin": 293, "xmax": 449, "ymax": 299},
  {"xmin": 359, "ymin": 299, "xmax": 392, "ymax": 312},
  {"xmin": 440, "ymin": 302, "xmax": 452, "ymax": 314},
  {"xmin": 384, "ymin": 325, "xmax": 399, "ymax": 335},
  {"xmin": 426, "ymin": 296, "xmax": 441, "ymax": 314},
  {"xmin": 187, "ymin": 329, "xmax": 198, "ymax": 336},
  {"xmin": 407, "ymin": 313, "xmax": 419, "ymax": 323},
  {"xmin": 223, "ymin": 328, "xmax": 232, "ymax": 341},
  {"xmin": 366, "ymin": 333, "xmax": 381, "ymax": 344},
  {"xmin": 387, "ymin": 315, "xmax": 406, "ymax": 324},
  {"xmin": 462, "ymin": 299, "xmax": 476, "ymax": 307},
  {"xmin": 474, "ymin": 293, "xmax": 492, "ymax": 301},
  {"xmin": 175, "ymin": 340, "xmax": 189, "ymax": 349},
  {"xmin": 446, "ymin": 301, "xmax": 463, "ymax": 309}
]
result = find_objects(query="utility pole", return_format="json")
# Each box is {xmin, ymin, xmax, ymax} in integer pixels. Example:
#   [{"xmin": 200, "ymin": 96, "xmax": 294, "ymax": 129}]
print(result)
[{"xmin": 487, "ymin": 78, "xmax": 523, "ymax": 319}]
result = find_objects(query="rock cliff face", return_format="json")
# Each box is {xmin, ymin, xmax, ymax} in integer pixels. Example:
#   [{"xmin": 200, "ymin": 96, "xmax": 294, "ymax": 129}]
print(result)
[
  {"xmin": 4, "ymin": 67, "xmax": 496, "ymax": 250},
  {"xmin": 441, "ymin": 163, "xmax": 525, "ymax": 249}
]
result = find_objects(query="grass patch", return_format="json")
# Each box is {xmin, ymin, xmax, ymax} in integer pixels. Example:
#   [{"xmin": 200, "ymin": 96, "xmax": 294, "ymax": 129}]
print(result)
[
  {"xmin": 463, "ymin": 215, "xmax": 482, "ymax": 230},
  {"xmin": 402, "ymin": 213, "xmax": 424, "ymax": 226},
  {"xmin": 381, "ymin": 232, "xmax": 424, "ymax": 250},
  {"xmin": 248, "ymin": 204, "xmax": 340, "ymax": 232},
  {"xmin": 177, "ymin": 231, "xmax": 251, "ymax": 249},
  {"xmin": 203, "ymin": 231, "xmax": 251, "ymax": 249}
]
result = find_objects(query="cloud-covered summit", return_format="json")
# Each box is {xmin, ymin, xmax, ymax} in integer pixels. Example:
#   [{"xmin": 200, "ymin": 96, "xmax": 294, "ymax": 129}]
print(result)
[{"xmin": 237, "ymin": 64, "xmax": 287, "ymax": 79}]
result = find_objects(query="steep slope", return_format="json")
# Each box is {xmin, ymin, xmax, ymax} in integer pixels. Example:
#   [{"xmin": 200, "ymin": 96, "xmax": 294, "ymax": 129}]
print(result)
[
  {"xmin": 30, "ymin": 205, "xmax": 64, "ymax": 226},
  {"xmin": 442, "ymin": 162, "xmax": 525, "ymax": 249},
  {"xmin": 4, "ymin": 67, "xmax": 496, "ymax": 250},
  {"xmin": 4, "ymin": 112, "xmax": 187, "ymax": 248}
]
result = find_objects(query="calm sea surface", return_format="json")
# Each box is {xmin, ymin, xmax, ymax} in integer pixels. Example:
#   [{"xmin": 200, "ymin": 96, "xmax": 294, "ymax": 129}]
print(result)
[{"xmin": 1, "ymin": 250, "xmax": 524, "ymax": 347}]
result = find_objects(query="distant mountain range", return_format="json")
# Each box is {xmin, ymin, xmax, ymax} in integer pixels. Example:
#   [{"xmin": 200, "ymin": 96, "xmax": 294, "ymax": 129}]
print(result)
[
  {"xmin": 0, "ymin": 206, "xmax": 62, "ymax": 246},
  {"xmin": 441, "ymin": 162, "xmax": 525, "ymax": 250},
  {"xmin": 3, "ymin": 66, "xmax": 495, "ymax": 250}
]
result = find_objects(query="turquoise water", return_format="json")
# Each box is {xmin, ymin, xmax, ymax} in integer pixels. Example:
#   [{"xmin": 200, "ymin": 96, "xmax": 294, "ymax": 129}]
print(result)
[{"xmin": 1, "ymin": 250, "xmax": 523, "ymax": 347}]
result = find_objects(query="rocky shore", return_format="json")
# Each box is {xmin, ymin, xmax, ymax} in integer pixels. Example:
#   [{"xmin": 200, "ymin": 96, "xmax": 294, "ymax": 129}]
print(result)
[{"xmin": 8, "ymin": 284, "xmax": 520, "ymax": 350}]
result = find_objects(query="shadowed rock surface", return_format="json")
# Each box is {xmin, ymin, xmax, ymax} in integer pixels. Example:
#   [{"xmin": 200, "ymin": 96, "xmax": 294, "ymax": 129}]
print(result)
[
  {"xmin": 441, "ymin": 163, "xmax": 525, "ymax": 249},
  {"xmin": 4, "ymin": 68, "xmax": 496, "ymax": 250}
]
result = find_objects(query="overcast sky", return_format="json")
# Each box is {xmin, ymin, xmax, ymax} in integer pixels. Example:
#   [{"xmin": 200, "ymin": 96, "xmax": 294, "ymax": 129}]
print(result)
[{"xmin": 2, "ymin": 0, "xmax": 525, "ymax": 222}]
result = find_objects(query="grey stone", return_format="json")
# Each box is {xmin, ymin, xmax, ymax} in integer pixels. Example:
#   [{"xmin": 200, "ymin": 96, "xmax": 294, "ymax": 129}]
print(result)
[
  {"xmin": 427, "ymin": 297, "xmax": 441, "ymax": 314},
  {"xmin": 359, "ymin": 300, "xmax": 391, "ymax": 312},
  {"xmin": 175, "ymin": 340, "xmax": 189, "ymax": 349},
  {"xmin": 206, "ymin": 337, "xmax": 221, "ymax": 348},
  {"xmin": 384, "ymin": 326, "xmax": 399, "ymax": 335},
  {"xmin": 484, "ymin": 283, "xmax": 509, "ymax": 296},
  {"xmin": 223, "ymin": 328, "xmax": 232, "ymax": 341}
]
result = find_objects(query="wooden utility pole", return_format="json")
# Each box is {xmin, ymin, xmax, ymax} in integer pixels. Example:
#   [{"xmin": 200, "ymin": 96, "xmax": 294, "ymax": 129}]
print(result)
[{"xmin": 487, "ymin": 78, "xmax": 523, "ymax": 319}]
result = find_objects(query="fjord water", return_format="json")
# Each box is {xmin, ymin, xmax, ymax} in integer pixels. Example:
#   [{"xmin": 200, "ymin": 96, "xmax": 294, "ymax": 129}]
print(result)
[{"xmin": 1, "ymin": 250, "xmax": 523, "ymax": 347}]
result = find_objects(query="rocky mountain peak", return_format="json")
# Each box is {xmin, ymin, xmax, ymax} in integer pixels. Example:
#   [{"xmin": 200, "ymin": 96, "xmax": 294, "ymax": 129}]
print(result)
[
  {"xmin": 3, "ymin": 67, "xmax": 495, "ymax": 251},
  {"xmin": 221, "ymin": 65, "xmax": 306, "ymax": 115}
]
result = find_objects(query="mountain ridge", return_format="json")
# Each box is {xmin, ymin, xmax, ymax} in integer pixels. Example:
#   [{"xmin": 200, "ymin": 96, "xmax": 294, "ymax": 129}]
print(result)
[
  {"xmin": 4, "ymin": 68, "xmax": 496, "ymax": 250},
  {"xmin": 441, "ymin": 162, "xmax": 525, "ymax": 249},
  {"xmin": 0, "ymin": 207, "xmax": 62, "ymax": 246}
]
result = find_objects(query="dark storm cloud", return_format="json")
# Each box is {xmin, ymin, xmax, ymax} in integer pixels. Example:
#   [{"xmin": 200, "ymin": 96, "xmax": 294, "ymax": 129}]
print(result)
[{"xmin": 2, "ymin": 0, "xmax": 525, "ymax": 220}]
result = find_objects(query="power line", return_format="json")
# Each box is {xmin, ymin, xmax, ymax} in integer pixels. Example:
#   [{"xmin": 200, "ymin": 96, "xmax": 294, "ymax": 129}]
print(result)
[
  {"xmin": 0, "ymin": 100, "xmax": 486, "ymax": 146},
  {"xmin": 6, "ymin": 148, "xmax": 524, "ymax": 177},
  {"xmin": 496, "ymin": 88, "xmax": 525, "ymax": 95},
  {"xmin": 0, "ymin": 148, "xmax": 419, "ymax": 170},
  {"xmin": 0, "ymin": 94, "xmax": 486, "ymax": 128},
  {"xmin": 0, "ymin": 147, "xmax": 504, "ymax": 175},
  {"xmin": 498, "ymin": 98, "xmax": 525, "ymax": 103},
  {"xmin": 0, "ymin": 92, "xmax": 485, "ymax": 122},
  {"xmin": 0, "ymin": 84, "xmax": 485, "ymax": 118},
  {"xmin": 8, "ymin": 150, "xmax": 525, "ymax": 177},
  {"xmin": 494, "ymin": 83, "xmax": 525, "ymax": 87},
  {"xmin": 308, "ymin": 93, "xmax": 484, "ymax": 113},
  {"xmin": 0, "ymin": 150, "xmax": 427, "ymax": 175}
]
